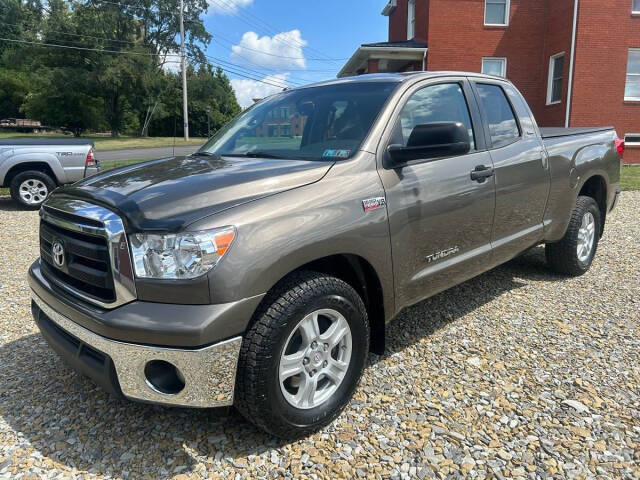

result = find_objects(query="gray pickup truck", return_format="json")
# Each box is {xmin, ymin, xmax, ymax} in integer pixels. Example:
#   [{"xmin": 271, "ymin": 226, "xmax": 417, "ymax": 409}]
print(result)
[
  {"xmin": 28, "ymin": 72, "xmax": 621, "ymax": 437},
  {"xmin": 0, "ymin": 138, "xmax": 97, "ymax": 208}
]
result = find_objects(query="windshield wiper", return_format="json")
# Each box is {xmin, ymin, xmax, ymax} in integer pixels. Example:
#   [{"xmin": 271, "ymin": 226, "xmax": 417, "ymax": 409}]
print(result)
[
  {"xmin": 223, "ymin": 152, "xmax": 289, "ymax": 159},
  {"xmin": 190, "ymin": 151, "xmax": 222, "ymax": 159}
]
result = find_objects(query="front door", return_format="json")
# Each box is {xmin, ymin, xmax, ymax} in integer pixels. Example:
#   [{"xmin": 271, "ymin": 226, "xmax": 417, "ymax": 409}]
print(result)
[{"xmin": 377, "ymin": 79, "xmax": 496, "ymax": 308}]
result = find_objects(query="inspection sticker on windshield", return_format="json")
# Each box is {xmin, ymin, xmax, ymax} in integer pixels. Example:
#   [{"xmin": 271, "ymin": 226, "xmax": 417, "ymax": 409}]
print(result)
[{"xmin": 323, "ymin": 149, "xmax": 351, "ymax": 159}]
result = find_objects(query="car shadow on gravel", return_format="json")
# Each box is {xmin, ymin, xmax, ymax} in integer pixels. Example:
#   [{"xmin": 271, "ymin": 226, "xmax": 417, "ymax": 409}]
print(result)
[
  {"xmin": 0, "ymin": 196, "xmax": 22, "ymax": 211},
  {"xmin": 0, "ymin": 247, "xmax": 557, "ymax": 478},
  {"xmin": 375, "ymin": 245, "xmax": 559, "ymax": 358}
]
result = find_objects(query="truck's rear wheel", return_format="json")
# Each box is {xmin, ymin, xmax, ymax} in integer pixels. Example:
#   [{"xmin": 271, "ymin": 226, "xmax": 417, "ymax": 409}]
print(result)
[
  {"xmin": 545, "ymin": 195, "xmax": 601, "ymax": 276},
  {"xmin": 234, "ymin": 271, "xmax": 369, "ymax": 438},
  {"xmin": 10, "ymin": 170, "xmax": 56, "ymax": 209}
]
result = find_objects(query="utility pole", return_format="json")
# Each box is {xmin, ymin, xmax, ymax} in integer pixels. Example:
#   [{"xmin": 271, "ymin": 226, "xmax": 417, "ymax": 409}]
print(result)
[{"xmin": 179, "ymin": 0, "xmax": 189, "ymax": 140}]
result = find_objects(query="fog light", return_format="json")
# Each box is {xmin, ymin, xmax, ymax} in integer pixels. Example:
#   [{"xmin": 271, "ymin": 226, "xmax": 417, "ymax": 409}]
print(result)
[{"xmin": 144, "ymin": 360, "xmax": 185, "ymax": 395}]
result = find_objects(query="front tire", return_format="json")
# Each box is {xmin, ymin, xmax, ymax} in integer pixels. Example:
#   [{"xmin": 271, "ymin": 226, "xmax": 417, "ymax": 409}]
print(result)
[
  {"xmin": 546, "ymin": 195, "xmax": 601, "ymax": 276},
  {"xmin": 10, "ymin": 170, "xmax": 56, "ymax": 209},
  {"xmin": 234, "ymin": 271, "xmax": 369, "ymax": 438}
]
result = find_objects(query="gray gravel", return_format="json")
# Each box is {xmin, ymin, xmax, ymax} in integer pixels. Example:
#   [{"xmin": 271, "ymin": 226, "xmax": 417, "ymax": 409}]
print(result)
[{"xmin": 0, "ymin": 192, "xmax": 638, "ymax": 479}]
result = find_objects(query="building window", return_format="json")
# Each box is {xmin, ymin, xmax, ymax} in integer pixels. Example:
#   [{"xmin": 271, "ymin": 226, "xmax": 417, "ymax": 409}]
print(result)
[
  {"xmin": 626, "ymin": 49, "xmax": 640, "ymax": 101},
  {"xmin": 482, "ymin": 57, "xmax": 507, "ymax": 77},
  {"xmin": 407, "ymin": 0, "xmax": 416, "ymax": 39},
  {"xmin": 547, "ymin": 53, "xmax": 565, "ymax": 104},
  {"xmin": 633, "ymin": 0, "xmax": 640, "ymax": 13},
  {"xmin": 485, "ymin": 0, "xmax": 510, "ymax": 26},
  {"xmin": 625, "ymin": 133, "xmax": 640, "ymax": 146}
]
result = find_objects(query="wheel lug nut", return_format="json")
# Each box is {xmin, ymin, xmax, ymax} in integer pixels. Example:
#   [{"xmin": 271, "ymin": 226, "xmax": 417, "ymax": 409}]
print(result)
[
  {"xmin": 303, "ymin": 357, "xmax": 309, "ymax": 365},
  {"xmin": 323, "ymin": 343, "xmax": 329, "ymax": 351},
  {"xmin": 323, "ymin": 360, "xmax": 328, "ymax": 368},
  {"xmin": 309, "ymin": 370, "xmax": 315, "ymax": 377},
  {"xmin": 311, "ymin": 341, "xmax": 317, "ymax": 349}
]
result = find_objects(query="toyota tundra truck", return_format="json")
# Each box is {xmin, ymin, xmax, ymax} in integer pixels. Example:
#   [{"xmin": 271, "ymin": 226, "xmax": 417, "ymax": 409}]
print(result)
[{"xmin": 28, "ymin": 72, "xmax": 622, "ymax": 437}]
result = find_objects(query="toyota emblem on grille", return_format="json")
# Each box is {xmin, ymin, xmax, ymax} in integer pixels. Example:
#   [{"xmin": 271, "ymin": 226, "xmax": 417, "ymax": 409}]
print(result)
[{"xmin": 52, "ymin": 240, "xmax": 65, "ymax": 268}]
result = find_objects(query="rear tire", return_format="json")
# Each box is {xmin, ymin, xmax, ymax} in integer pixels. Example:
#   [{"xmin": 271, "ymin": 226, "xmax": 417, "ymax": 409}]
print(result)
[
  {"xmin": 10, "ymin": 170, "xmax": 56, "ymax": 210},
  {"xmin": 234, "ymin": 271, "xmax": 369, "ymax": 438},
  {"xmin": 545, "ymin": 195, "xmax": 601, "ymax": 276}
]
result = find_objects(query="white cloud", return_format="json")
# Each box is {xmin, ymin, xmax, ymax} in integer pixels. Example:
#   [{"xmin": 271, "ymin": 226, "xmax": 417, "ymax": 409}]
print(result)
[
  {"xmin": 208, "ymin": 0, "xmax": 253, "ymax": 15},
  {"xmin": 162, "ymin": 50, "xmax": 182, "ymax": 74},
  {"xmin": 231, "ymin": 30, "xmax": 307, "ymax": 70},
  {"xmin": 231, "ymin": 73, "xmax": 289, "ymax": 108}
]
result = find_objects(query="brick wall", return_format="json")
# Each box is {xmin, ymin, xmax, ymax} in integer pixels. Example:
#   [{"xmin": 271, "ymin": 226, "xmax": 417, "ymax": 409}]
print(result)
[
  {"xmin": 426, "ymin": 0, "xmax": 549, "ymax": 119},
  {"xmin": 536, "ymin": 1, "xmax": 574, "ymax": 127},
  {"xmin": 389, "ymin": 0, "xmax": 429, "ymax": 42},
  {"xmin": 570, "ymin": 0, "xmax": 640, "ymax": 145}
]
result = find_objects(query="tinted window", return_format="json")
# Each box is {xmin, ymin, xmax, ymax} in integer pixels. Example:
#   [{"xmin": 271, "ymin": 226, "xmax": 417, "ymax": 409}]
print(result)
[
  {"xmin": 476, "ymin": 83, "xmax": 520, "ymax": 148},
  {"xmin": 397, "ymin": 83, "xmax": 476, "ymax": 150}
]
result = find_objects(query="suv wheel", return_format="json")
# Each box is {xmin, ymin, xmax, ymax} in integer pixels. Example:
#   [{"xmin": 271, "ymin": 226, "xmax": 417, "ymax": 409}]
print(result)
[
  {"xmin": 546, "ymin": 195, "xmax": 601, "ymax": 276},
  {"xmin": 234, "ymin": 271, "xmax": 369, "ymax": 438},
  {"xmin": 10, "ymin": 171, "xmax": 56, "ymax": 209}
]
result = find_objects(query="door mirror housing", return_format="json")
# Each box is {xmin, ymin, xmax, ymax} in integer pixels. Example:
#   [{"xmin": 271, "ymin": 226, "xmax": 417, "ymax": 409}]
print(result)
[{"xmin": 387, "ymin": 122, "xmax": 471, "ymax": 165}]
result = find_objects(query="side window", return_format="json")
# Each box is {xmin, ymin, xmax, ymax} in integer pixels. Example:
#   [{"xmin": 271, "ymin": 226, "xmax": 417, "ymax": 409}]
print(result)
[
  {"xmin": 475, "ymin": 83, "xmax": 520, "ymax": 148},
  {"xmin": 397, "ymin": 83, "xmax": 476, "ymax": 151}
]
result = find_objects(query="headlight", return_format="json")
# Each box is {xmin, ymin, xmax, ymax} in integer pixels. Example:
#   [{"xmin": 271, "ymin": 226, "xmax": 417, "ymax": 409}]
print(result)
[{"xmin": 129, "ymin": 227, "xmax": 235, "ymax": 279}]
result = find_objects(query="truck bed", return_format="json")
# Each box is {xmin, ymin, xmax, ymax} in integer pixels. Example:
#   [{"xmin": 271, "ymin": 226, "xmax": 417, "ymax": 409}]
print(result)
[{"xmin": 540, "ymin": 127, "xmax": 614, "ymax": 139}]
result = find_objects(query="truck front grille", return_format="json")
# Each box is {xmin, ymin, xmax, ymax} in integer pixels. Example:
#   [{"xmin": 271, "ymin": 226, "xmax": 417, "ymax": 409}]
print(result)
[
  {"xmin": 40, "ymin": 218, "xmax": 115, "ymax": 303},
  {"xmin": 38, "ymin": 198, "xmax": 137, "ymax": 309}
]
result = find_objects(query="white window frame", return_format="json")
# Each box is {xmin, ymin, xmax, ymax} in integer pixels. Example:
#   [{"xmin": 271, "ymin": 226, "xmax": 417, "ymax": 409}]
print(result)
[
  {"xmin": 407, "ymin": 0, "xmax": 416, "ymax": 40},
  {"xmin": 547, "ymin": 52, "xmax": 565, "ymax": 105},
  {"xmin": 484, "ymin": 0, "xmax": 510, "ymax": 26},
  {"xmin": 624, "ymin": 133, "xmax": 640, "ymax": 146},
  {"xmin": 481, "ymin": 57, "xmax": 507, "ymax": 78},
  {"xmin": 625, "ymin": 48, "xmax": 640, "ymax": 101},
  {"xmin": 633, "ymin": 0, "xmax": 640, "ymax": 14}
]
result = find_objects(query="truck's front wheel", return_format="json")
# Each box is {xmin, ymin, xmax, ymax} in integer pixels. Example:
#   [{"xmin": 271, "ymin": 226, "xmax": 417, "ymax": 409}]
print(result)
[
  {"xmin": 545, "ymin": 195, "xmax": 601, "ymax": 276},
  {"xmin": 234, "ymin": 271, "xmax": 369, "ymax": 438}
]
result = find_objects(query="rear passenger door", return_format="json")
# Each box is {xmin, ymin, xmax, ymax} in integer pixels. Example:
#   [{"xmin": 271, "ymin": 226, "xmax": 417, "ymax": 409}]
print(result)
[
  {"xmin": 378, "ymin": 78, "xmax": 496, "ymax": 308},
  {"xmin": 470, "ymin": 80, "xmax": 551, "ymax": 264}
]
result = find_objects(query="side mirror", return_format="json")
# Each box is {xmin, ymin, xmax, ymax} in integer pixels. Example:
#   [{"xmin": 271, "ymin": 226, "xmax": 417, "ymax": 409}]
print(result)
[{"xmin": 387, "ymin": 122, "xmax": 471, "ymax": 165}]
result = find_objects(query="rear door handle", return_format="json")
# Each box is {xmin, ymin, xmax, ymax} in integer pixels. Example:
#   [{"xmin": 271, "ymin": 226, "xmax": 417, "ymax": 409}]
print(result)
[{"xmin": 470, "ymin": 165, "xmax": 494, "ymax": 183}]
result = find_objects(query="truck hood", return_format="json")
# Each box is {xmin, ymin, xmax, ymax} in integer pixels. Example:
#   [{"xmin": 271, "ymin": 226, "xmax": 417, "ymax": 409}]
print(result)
[{"xmin": 55, "ymin": 155, "xmax": 334, "ymax": 231}]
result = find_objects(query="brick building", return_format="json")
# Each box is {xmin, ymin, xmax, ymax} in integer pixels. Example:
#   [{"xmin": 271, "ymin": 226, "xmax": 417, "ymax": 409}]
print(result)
[{"xmin": 338, "ymin": 0, "xmax": 640, "ymax": 163}]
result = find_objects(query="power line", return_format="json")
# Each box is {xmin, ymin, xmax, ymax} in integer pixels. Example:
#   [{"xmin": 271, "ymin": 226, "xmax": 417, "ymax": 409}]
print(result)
[
  {"xmin": 211, "ymin": 32, "xmax": 344, "ymax": 62},
  {"xmin": 0, "ymin": 20, "xmax": 139, "ymax": 45},
  {"xmin": 206, "ymin": 0, "xmax": 345, "ymax": 62},
  {"xmin": 0, "ymin": 37, "xmax": 160, "ymax": 56},
  {"xmin": 0, "ymin": 36, "xmax": 292, "ymax": 90},
  {"xmin": 0, "ymin": 21, "xmax": 305, "ymax": 86},
  {"xmin": 222, "ymin": 0, "xmax": 340, "ymax": 62}
]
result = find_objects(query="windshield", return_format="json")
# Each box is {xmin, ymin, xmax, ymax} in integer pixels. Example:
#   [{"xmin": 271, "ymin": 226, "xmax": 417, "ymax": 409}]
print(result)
[{"xmin": 198, "ymin": 82, "xmax": 398, "ymax": 161}]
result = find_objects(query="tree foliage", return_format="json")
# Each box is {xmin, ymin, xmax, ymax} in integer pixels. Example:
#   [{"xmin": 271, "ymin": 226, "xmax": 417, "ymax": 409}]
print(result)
[{"xmin": 0, "ymin": 0, "xmax": 240, "ymax": 136}]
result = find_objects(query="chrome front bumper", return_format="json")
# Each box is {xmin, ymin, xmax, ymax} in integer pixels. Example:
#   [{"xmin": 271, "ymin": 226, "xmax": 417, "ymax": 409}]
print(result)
[{"xmin": 32, "ymin": 292, "xmax": 242, "ymax": 408}]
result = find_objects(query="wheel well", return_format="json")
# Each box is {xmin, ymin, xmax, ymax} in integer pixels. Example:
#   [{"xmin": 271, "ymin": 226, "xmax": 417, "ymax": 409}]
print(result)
[
  {"xmin": 293, "ymin": 255, "xmax": 386, "ymax": 355},
  {"xmin": 3, "ymin": 162, "xmax": 58, "ymax": 188},
  {"xmin": 579, "ymin": 175, "xmax": 607, "ymax": 236}
]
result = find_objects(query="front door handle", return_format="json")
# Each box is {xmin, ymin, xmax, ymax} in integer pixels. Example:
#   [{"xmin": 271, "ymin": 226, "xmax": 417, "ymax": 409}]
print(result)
[{"xmin": 470, "ymin": 165, "xmax": 494, "ymax": 183}]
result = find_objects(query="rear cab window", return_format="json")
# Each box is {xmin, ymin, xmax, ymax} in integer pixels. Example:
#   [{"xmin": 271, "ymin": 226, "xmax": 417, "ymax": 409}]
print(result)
[{"xmin": 475, "ymin": 83, "xmax": 521, "ymax": 148}]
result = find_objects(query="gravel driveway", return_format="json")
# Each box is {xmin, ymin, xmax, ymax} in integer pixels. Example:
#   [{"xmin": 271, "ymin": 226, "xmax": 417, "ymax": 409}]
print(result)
[{"xmin": 0, "ymin": 193, "xmax": 638, "ymax": 480}]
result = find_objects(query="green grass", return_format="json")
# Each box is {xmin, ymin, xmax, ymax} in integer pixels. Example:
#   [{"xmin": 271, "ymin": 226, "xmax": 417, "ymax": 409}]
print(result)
[
  {"xmin": 621, "ymin": 166, "xmax": 640, "ymax": 191},
  {"xmin": 0, "ymin": 132, "xmax": 206, "ymax": 150}
]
